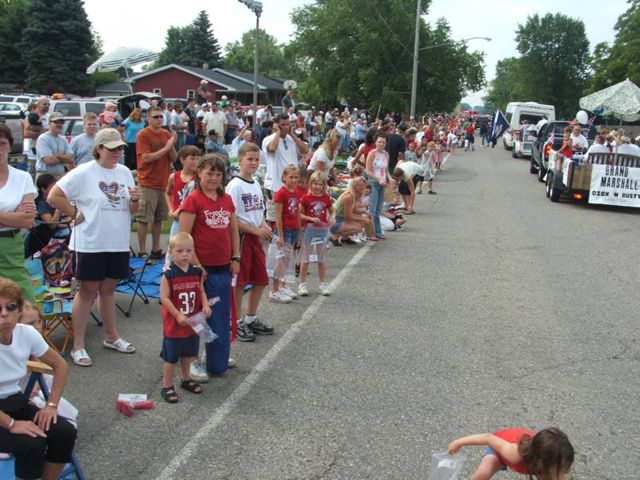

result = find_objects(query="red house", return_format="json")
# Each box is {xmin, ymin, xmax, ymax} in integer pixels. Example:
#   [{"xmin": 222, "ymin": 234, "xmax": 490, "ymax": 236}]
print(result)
[{"xmin": 129, "ymin": 64, "xmax": 286, "ymax": 105}]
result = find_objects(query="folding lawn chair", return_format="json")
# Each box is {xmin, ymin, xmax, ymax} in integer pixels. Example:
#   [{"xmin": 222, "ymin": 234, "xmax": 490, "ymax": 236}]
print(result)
[
  {"xmin": 116, "ymin": 252, "xmax": 150, "ymax": 317},
  {"xmin": 0, "ymin": 361, "xmax": 85, "ymax": 480}
]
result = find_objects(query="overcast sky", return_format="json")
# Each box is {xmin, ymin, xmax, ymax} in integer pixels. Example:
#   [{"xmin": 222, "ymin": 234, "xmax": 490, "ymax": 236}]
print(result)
[{"xmin": 85, "ymin": 0, "xmax": 629, "ymax": 106}]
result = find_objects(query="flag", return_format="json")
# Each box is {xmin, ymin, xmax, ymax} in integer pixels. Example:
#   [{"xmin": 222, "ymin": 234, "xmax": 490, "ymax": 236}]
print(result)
[{"xmin": 490, "ymin": 110, "xmax": 510, "ymax": 139}]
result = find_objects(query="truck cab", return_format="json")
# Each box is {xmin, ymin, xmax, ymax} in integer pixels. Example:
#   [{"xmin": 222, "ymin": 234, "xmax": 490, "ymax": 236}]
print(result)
[{"xmin": 503, "ymin": 102, "xmax": 555, "ymax": 150}]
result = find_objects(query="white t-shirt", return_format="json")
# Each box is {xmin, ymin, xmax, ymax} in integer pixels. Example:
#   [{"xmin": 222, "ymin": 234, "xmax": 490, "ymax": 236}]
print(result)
[
  {"xmin": 262, "ymin": 132, "xmax": 301, "ymax": 191},
  {"xmin": 226, "ymin": 176, "xmax": 265, "ymax": 228},
  {"xmin": 0, "ymin": 166, "xmax": 36, "ymax": 232},
  {"xmin": 447, "ymin": 132, "xmax": 457, "ymax": 145},
  {"xmin": 308, "ymin": 147, "xmax": 335, "ymax": 172},
  {"xmin": 0, "ymin": 324, "xmax": 49, "ymax": 399},
  {"xmin": 202, "ymin": 110, "xmax": 227, "ymax": 136},
  {"xmin": 585, "ymin": 143, "xmax": 609, "ymax": 159},
  {"xmin": 57, "ymin": 161, "xmax": 135, "ymax": 252},
  {"xmin": 615, "ymin": 144, "xmax": 640, "ymax": 156},
  {"xmin": 570, "ymin": 133, "xmax": 589, "ymax": 151}
]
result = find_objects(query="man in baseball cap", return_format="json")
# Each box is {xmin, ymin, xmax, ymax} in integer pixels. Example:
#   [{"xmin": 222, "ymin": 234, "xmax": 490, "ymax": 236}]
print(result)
[{"xmin": 36, "ymin": 111, "xmax": 73, "ymax": 180}]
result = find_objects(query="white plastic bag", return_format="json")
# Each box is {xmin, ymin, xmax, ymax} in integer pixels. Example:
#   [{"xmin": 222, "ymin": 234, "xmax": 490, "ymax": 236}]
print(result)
[
  {"xmin": 300, "ymin": 225, "xmax": 329, "ymax": 264},
  {"xmin": 186, "ymin": 312, "xmax": 218, "ymax": 343},
  {"xmin": 266, "ymin": 237, "xmax": 296, "ymax": 283},
  {"xmin": 430, "ymin": 452, "xmax": 466, "ymax": 480}
]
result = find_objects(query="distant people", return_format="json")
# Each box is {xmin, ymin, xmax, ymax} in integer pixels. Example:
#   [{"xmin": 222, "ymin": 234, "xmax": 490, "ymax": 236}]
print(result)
[
  {"xmin": 585, "ymin": 134, "xmax": 610, "ymax": 159},
  {"xmin": 570, "ymin": 125, "xmax": 588, "ymax": 152},
  {"xmin": 98, "ymin": 101, "xmax": 120, "ymax": 128},
  {"xmin": 35, "ymin": 112, "xmax": 74, "ymax": 181},
  {"xmin": 224, "ymin": 105, "xmax": 240, "ymax": 145},
  {"xmin": 121, "ymin": 107, "xmax": 145, "ymax": 171},
  {"xmin": 385, "ymin": 125, "xmax": 406, "ymax": 172},
  {"xmin": 195, "ymin": 79, "xmax": 213, "ymax": 105},
  {"xmin": 170, "ymin": 102, "xmax": 188, "ymax": 149},
  {"xmin": 202, "ymin": 102, "xmax": 227, "ymax": 143},
  {"xmin": 281, "ymin": 90, "xmax": 295, "ymax": 111},
  {"xmin": 365, "ymin": 133, "xmax": 390, "ymax": 241},
  {"xmin": 205, "ymin": 130, "xmax": 228, "ymax": 157},
  {"xmin": 70, "ymin": 112, "xmax": 98, "ymax": 166},
  {"xmin": 615, "ymin": 136, "xmax": 640, "ymax": 155}
]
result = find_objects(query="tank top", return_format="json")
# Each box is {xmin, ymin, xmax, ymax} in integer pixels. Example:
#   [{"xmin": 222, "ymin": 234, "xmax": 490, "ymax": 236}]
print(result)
[{"xmin": 371, "ymin": 150, "xmax": 389, "ymax": 179}]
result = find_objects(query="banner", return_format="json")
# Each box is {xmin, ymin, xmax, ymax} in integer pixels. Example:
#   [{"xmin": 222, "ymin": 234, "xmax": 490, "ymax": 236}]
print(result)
[{"xmin": 589, "ymin": 164, "xmax": 640, "ymax": 207}]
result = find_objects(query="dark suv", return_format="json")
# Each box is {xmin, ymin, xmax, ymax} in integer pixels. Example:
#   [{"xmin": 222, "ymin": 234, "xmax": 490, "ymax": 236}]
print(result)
[{"xmin": 530, "ymin": 121, "xmax": 597, "ymax": 182}]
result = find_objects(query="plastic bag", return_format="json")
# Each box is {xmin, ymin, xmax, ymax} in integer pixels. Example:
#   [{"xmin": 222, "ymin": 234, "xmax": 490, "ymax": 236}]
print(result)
[
  {"xmin": 430, "ymin": 452, "xmax": 465, "ymax": 480},
  {"xmin": 186, "ymin": 312, "xmax": 218, "ymax": 343},
  {"xmin": 300, "ymin": 225, "xmax": 329, "ymax": 264},
  {"xmin": 266, "ymin": 237, "xmax": 296, "ymax": 283}
]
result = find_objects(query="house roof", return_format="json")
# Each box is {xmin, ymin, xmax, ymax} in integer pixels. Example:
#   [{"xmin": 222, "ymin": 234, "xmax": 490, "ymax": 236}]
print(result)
[
  {"xmin": 95, "ymin": 81, "xmax": 130, "ymax": 93},
  {"xmin": 128, "ymin": 64, "xmax": 289, "ymax": 94}
]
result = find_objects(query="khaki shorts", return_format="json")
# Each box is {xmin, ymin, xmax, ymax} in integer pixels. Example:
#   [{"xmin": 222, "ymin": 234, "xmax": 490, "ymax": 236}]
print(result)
[{"xmin": 136, "ymin": 187, "xmax": 168, "ymax": 224}]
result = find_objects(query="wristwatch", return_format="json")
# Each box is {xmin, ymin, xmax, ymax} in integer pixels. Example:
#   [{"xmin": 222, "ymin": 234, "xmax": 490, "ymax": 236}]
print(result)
[{"xmin": 231, "ymin": 256, "xmax": 241, "ymax": 263}]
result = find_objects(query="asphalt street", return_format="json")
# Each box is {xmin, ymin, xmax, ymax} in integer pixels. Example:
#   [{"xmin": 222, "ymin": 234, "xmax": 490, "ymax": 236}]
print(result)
[{"xmin": 63, "ymin": 141, "xmax": 640, "ymax": 479}]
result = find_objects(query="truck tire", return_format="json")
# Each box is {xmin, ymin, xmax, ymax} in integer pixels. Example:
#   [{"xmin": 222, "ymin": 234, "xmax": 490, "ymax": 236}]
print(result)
[
  {"xmin": 548, "ymin": 173, "xmax": 561, "ymax": 202},
  {"xmin": 529, "ymin": 157, "xmax": 537, "ymax": 174},
  {"xmin": 537, "ymin": 164, "xmax": 546, "ymax": 183}
]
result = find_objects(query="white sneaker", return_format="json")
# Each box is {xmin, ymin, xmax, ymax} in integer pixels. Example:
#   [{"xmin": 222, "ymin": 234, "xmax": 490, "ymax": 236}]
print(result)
[
  {"xmin": 268, "ymin": 290, "xmax": 292, "ymax": 303},
  {"xmin": 318, "ymin": 282, "xmax": 331, "ymax": 296},
  {"xmin": 189, "ymin": 360, "xmax": 209, "ymax": 383},
  {"xmin": 228, "ymin": 358, "xmax": 237, "ymax": 369},
  {"xmin": 280, "ymin": 286, "xmax": 298, "ymax": 299},
  {"xmin": 351, "ymin": 235, "xmax": 362, "ymax": 244},
  {"xmin": 298, "ymin": 282, "xmax": 309, "ymax": 296}
]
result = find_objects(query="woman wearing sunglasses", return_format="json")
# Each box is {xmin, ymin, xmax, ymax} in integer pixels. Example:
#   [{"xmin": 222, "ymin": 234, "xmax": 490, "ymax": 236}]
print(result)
[
  {"xmin": 48, "ymin": 129, "xmax": 141, "ymax": 367},
  {"xmin": 0, "ymin": 276, "xmax": 77, "ymax": 480}
]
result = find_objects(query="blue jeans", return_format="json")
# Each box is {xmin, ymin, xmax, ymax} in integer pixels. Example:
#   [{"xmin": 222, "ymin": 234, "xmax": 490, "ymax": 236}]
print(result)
[
  {"xmin": 203, "ymin": 271, "xmax": 231, "ymax": 375},
  {"xmin": 369, "ymin": 180, "xmax": 385, "ymax": 237}
]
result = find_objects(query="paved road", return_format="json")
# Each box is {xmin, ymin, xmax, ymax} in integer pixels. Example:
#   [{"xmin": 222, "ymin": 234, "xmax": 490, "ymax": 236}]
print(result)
[{"xmin": 64, "ymin": 143, "xmax": 640, "ymax": 479}]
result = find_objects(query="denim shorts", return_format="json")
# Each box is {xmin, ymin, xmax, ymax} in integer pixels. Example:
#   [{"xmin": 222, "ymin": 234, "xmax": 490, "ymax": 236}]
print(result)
[
  {"xmin": 483, "ymin": 447, "xmax": 507, "ymax": 470},
  {"xmin": 160, "ymin": 335, "xmax": 200, "ymax": 364},
  {"xmin": 329, "ymin": 216, "xmax": 344, "ymax": 235},
  {"xmin": 282, "ymin": 228, "xmax": 299, "ymax": 245}
]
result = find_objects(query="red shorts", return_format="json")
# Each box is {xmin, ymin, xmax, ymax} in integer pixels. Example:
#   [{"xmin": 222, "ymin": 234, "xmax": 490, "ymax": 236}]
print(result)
[{"xmin": 237, "ymin": 233, "xmax": 269, "ymax": 287}]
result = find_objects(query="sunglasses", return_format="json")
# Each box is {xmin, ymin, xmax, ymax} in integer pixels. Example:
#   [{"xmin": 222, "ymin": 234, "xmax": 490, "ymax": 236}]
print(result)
[
  {"xmin": 150, "ymin": 115, "xmax": 163, "ymax": 119},
  {"xmin": 52, "ymin": 120, "xmax": 65, "ymax": 125},
  {"xmin": 102, "ymin": 145, "xmax": 124, "ymax": 152},
  {"xmin": 0, "ymin": 303, "xmax": 19, "ymax": 313}
]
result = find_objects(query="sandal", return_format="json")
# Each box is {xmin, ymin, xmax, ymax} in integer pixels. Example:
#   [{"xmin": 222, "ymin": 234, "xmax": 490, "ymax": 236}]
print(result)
[
  {"xmin": 180, "ymin": 380, "xmax": 203, "ymax": 394},
  {"xmin": 70, "ymin": 348, "xmax": 92, "ymax": 367},
  {"xmin": 160, "ymin": 386, "xmax": 179, "ymax": 403},
  {"xmin": 148, "ymin": 249, "xmax": 164, "ymax": 260},
  {"xmin": 103, "ymin": 338, "xmax": 136, "ymax": 354},
  {"xmin": 330, "ymin": 237, "xmax": 343, "ymax": 247}
]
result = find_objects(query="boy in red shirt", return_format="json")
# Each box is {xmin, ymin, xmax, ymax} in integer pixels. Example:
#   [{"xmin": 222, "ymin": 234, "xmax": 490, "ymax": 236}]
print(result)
[{"xmin": 159, "ymin": 232, "xmax": 211, "ymax": 403}]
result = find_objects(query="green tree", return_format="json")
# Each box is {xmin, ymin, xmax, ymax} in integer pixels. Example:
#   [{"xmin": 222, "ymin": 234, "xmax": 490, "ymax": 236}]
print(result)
[
  {"xmin": 587, "ymin": 0, "xmax": 640, "ymax": 93},
  {"xmin": 21, "ymin": 0, "xmax": 94, "ymax": 94},
  {"xmin": 0, "ymin": 0, "xmax": 28, "ymax": 83},
  {"xmin": 156, "ymin": 10, "xmax": 222, "ymax": 68},
  {"xmin": 287, "ymin": 0, "xmax": 485, "ymax": 113},
  {"xmin": 515, "ymin": 13, "xmax": 589, "ymax": 118},
  {"xmin": 483, "ymin": 57, "xmax": 523, "ymax": 112},
  {"xmin": 224, "ymin": 29, "xmax": 289, "ymax": 77}
]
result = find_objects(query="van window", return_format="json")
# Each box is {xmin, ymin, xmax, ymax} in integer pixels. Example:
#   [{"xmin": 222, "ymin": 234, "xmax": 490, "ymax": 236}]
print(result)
[
  {"xmin": 16, "ymin": 97, "xmax": 30, "ymax": 104},
  {"xmin": 505, "ymin": 111, "xmax": 513, "ymax": 124},
  {"xmin": 53, "ymin": 102, "xmax": 81, "ymax": 116},
  {"xmin": 0, "ymin": 96, "xmax": 13, "ymax": 102},
  {"xmin": 85, "ymin": 102, "xmax": 105, "ymax": 115},
  {"xmin": 519, "ymin": 114, "xmax": 546, "ymax": 125}
]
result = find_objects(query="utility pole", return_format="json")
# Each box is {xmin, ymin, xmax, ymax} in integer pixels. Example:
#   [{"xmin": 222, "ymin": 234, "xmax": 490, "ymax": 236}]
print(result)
[
  {"xmin": 238, "ymin": 0, "xmax": 263, "ymax": 127},
  {"xmin": 409, "ymin": 0, "xmax": 421, "ymax": 120}
]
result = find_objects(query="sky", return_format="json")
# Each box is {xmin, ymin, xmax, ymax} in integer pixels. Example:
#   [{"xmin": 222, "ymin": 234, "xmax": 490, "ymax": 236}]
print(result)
[{"xmin": 84, "ymin": 0, "xmax": 630, "ymax": 107}]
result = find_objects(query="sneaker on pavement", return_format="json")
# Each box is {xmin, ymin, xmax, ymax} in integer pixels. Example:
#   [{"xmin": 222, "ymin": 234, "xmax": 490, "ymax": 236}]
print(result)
[
  {"xmin": 298, "ymin": 282, "xmax": 309, "ymax": 296},
  {"xmin": 268, "ymin": 290, "xmax": 292, "ymax": 303},
  {"xmin": 280, "ymin": 286, "xmax": 298, "ymax": 299},
  {"xmin": 189, "ymin": 360, "xmax": 209, "ymax": 383},
  {"xmin": 237, "ymin": 319, "xmax": 256, "ymax": 342},
  {"xmin": 247, "ymin": 317, "xmax": 274, "ymax": 335},
  {"xmin": 318, "ymin": 282, "xmax": 331, "ymax": 296},
  {"xmin": 228, "ymin": 358, "xmax": 237, "ymax": 369}
]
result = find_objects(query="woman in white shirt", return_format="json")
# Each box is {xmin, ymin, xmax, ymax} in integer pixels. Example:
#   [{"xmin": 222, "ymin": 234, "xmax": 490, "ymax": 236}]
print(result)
[
  {"xmin": 0, "ymin": 277, "xmax": 76, "ymax": 480},
  {"xmin": 308, "ymin": 129, "xmax": 340, "ymax": 184},
  {"xmin": 48, "ymin": 129, "xmax": 141, "ymax": 367},
  {"xmin": 0, "ymin": 124, "xmax": 37, "ymax": 302}
]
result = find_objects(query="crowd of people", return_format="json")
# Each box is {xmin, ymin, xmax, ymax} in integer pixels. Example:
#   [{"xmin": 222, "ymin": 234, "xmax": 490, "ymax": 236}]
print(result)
[{"xmin": 0, "ymin": 91, "xmax": 580, "ymax": 479}]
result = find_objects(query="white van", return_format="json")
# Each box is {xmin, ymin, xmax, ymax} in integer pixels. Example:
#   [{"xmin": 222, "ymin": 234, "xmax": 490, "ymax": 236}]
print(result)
[{"xmin": 502, "ymin": 102, "xmax": 555, "ymax": 150}]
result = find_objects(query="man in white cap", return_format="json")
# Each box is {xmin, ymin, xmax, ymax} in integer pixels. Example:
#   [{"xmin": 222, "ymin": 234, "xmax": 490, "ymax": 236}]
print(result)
[
  {"xmin": 196, "ymin": 79, "xmax": 212, "ymax": 105},
  {"xmin": 35, "ymin": 111, "xmax": 74, "ymax": 180}
]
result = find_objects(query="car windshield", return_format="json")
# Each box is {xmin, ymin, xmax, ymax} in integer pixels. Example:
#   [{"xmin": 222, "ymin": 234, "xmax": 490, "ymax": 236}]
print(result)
[{"xmin": 53, "ymin": 102, "xmax": 81, "ymax": 117}]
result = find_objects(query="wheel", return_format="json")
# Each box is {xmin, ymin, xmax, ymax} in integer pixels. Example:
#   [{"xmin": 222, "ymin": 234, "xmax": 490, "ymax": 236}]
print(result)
[
  {"xmin": 537, "ymin": 163, "xmax": 546, "ymax": 183},
  {"xmin": 548, "ymin": 173, "xmax": 561, "ymax": 202},
  {"xmin": 545, "ymin": 173, "xmax": 551, "ymax": 198},
  {"xmin": 503, "ymin": 138, "xmax": 512, "ymax": 150},
  {"xmin": 529, "ymin": 157, "xmax": 537, "ymax": 174}
]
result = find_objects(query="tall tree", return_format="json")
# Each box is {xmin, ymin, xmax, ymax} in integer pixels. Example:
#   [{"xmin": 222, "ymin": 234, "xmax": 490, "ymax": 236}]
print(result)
[
  {"xmin": 224, "ymin": 29, "xmax": 289, "ymax": 77},
  {"xmin": 287, "ymin": 0, "xmax": 485, "ymax": 113},
  {"xmin": 587, "ymin": 0, "xmax": 640, "ymax": 93},
  {"xmin": 515, "ymin": 13, "xmax": 589, "ymax": 118},
  {"xmin": 0, "ymin": 0, "xmax": 28, "ymax": 83},
  {"xmin": 156, "ymin": 10, "xmax": 222, "ymax": 69},
  {"xmin": 21, "ymin": 0, "xmax": 94, "ymax": 94},
  {"xmin": 483, "ymin": 57, "xmax": 523, "ymax": 112}
]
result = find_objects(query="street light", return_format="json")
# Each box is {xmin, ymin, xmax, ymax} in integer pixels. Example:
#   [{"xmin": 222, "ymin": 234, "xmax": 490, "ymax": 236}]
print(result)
[
  {"xmin": 409, "ymin": 0, "xmax": 490, "ymax": 118},
  {"xmin": 238, "ymin": 0, "xmax": 263, "ymax": 127}
]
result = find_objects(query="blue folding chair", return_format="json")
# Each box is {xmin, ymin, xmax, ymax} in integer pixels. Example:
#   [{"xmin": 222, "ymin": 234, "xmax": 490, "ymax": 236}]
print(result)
[
  {"xmin": 0, "ymin": 361, "xmax": 84, "ymax": 480},
  {"xmin": 116, "ymin": 254, "xmax": 150, "ymax": 317}
]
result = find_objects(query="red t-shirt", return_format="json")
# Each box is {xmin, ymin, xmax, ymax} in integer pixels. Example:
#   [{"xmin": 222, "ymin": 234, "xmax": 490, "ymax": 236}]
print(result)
[
  {"xmin": 180, "ymin": 189, "xmax": 235, "ymax": 267},
  {"xmin": 136, "ymin": 127, "xmax": 173, "ymax": 190},
  {"xmin": 162, "ymin": 263, "xmax": 203, "ymax": 338},
  {"xmin": 494, "ymin": 428, "xmax": 535, "ymax": 474},
  {"xmin": 170, "ymin": 171, "xmax": 194, "ymax": 211},
  {"xmin": 274, "ymin": 186, "xmax": 301, "ymax": 230},
  {"xmin": 300, "ymin": 193, "xmax": 332, "ymax": 226},
  {"xmin": 465, "ymin": 124, "xmax": 475, "ymax": 135}
]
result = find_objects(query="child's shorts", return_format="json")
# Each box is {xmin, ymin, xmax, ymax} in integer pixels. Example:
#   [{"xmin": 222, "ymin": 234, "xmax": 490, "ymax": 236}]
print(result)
[
  {"xmin": 483, "ymin": 447, "xmax": 507, "ymax": 470},
  {"xmin": 160, "ymin": 335, "xmax": 199, "ymax": 364},
  {"xmin": 282, "ymin": 228, "xmax": 299, "ymax": 245},
  {"xmin": 238, "ymin": 233, "xmax": 269, "ymax": 287}
]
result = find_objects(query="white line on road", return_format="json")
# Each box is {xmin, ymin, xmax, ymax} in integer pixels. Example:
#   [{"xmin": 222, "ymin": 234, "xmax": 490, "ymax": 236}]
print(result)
[{"xmin": 155, "ymin": 243, "xmax": 372, "ymax": 480}]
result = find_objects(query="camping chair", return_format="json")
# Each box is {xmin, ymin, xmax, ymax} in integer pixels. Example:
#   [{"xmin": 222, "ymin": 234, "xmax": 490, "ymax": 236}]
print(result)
[
  {"xmin": 0, "ymin": 361, "xmax": 85, "ymax": 480},
  {"xmin": 26, "ymin": 257, "xmax": 75, "ymax": 355},
  {"xmin": 116, "ymin": 252, "xmax": 150, "ymax": 317}
]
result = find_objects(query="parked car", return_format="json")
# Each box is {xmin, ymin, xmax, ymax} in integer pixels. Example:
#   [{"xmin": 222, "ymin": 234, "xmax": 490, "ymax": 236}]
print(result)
[
  {"xmin": 50, "ymin": 99, "xmax": 106, "ymax": 118},
  {"xmin": 61, "ymin": 117, "xmax": 84, "ymax": 143},
  {"xmin": 0, "ymin": 102, "xmax": 26, "ymax": 118},
  {"xmin": 530, "ymin": 121, "xmax": 597, "ymax": 182},
  {"xmin": 0, "ymin": 93, "xmax": 38, "ymax": 107}
]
